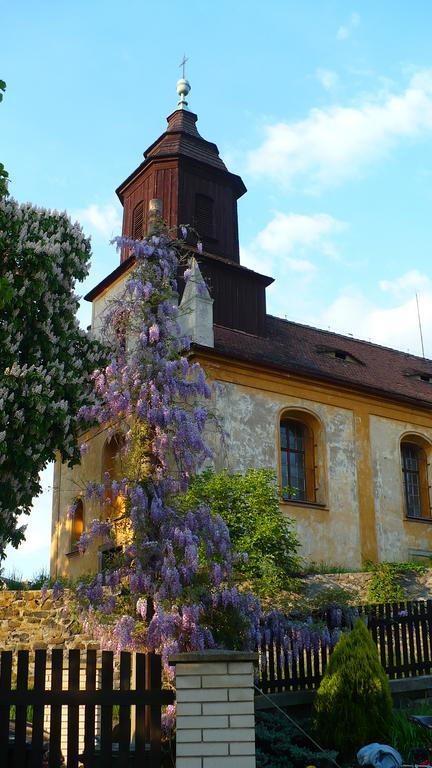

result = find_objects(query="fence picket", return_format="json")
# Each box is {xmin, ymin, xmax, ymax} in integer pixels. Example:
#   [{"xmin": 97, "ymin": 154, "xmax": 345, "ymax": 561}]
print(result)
[
  {"xmin": 406, "ymin": 601, "xmax": 417, "ymax": 675},
  {"xmin": 100, "ymin": 651, "xmax": 114, "ymax": 765},
  {"xmin": 49, "ymin": 649, "xmax": 64, "ymax": 768},
  {"xmin": 30, "ymin": 649, "xmax": 46, "ymax": 768},
  {"xmin": 0, "ymin": 651, "xmax": 12, "ymax": 767},
  {"xmin": 118, "ymin": 651, "xmax": 131, "ymax": 767},
  {"xmin": 14, "ymin": 650, "xmax": 29, "ymax": 767},
  {"xmin": 148, "ymin": 654, "xmax": 162, "ymax": 766},
  {"xmin": 392, "ymin": 601, "xmax": 403, "ymax": 677},
  {"xmin": 83, "ymin": 648, "xmax": 96, "ymax": 763},
  {"xmin": 135, "ymin": 652, "xmax": 147, "ymax": 762},
  {"xmin": 66, "ymin": 649, "xmax": 80, "ymax": 768}
]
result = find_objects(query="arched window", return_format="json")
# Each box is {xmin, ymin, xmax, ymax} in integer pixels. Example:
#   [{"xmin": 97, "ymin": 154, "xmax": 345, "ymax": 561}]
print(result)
[
  {"xmin": 280, "ymin": 410, "xmax": 323, "ymax": 504},
  {"xmin": 71, "ymin": 499, "xmax": 84, "ymax": 551},
  {"xmin": 102, "ymin": 433, "xmax": 125, "ymax": 517},
  {"xmin": 401, "ymin": 436, "xmax": 431, "ymax": 519},
  {"xmin": 132, "ymin": 201, "xmax": 144, "ymax": 240}
]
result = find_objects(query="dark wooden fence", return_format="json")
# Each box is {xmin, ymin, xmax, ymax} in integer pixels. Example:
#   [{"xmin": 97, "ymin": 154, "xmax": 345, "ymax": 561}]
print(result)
[
  {"xmin": 258, "ymin": 599, "xmax": 432, "ymax": 694},
  {"xmin": 0, "ymin": 648, "xmax": 174, "ymax": 768}
]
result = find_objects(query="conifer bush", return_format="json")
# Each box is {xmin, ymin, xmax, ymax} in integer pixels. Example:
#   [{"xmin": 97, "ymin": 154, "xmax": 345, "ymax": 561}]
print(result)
[{"xmin": 313, "ymin": 618, "xmax": 393, "ymax": 758}]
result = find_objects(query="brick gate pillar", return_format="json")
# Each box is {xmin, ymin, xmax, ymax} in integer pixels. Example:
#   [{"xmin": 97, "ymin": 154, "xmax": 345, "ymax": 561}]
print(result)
[{"xmin": 170, "ymin": 650, "xmax": 258, "ymax": 768}]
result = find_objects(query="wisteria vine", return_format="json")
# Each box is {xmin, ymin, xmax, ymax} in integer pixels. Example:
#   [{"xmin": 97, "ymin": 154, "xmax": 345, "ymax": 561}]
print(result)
[{"xmin": 69, "ymin": 231, "xmax": 260, "ymax": 671}]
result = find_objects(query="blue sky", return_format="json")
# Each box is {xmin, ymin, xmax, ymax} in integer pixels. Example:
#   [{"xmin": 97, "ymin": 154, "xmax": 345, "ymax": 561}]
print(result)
[{"xmin": 3, "ymin": 0, "xmax": 432, "ymax": 577}]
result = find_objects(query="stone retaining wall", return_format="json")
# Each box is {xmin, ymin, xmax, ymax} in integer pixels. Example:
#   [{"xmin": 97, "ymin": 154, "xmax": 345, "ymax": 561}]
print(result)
[
  {"xmin": 0, "ymin": 589, "xmax": 95, "ymax": 650},
  {"xmin": 301, "ymin": 568, "xmax": 432, "ymax": 603}
]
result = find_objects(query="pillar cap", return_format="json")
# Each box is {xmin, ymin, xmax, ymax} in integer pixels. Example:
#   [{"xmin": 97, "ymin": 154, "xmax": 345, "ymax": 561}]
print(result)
[{"xmin": 169, "ymin": 650, "xmax": 258, "ymax": 664}]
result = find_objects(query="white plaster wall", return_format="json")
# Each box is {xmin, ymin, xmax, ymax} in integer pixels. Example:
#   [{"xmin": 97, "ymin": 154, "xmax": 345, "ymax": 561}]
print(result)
[
  {"xmin": 370, "ymin": 415, "xmax": 432, "ymax": 561},
  {"xmin": 91, "ymin": 273, "xmax": 130, "ymax": 339},
  {"xmin": 210, "ymin": 382, "xmax": 362, "ymax": 567}
]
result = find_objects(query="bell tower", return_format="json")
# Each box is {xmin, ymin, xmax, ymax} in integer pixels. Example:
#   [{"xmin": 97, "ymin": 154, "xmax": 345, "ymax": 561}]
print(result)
[
  {"xmin": 116, "ymin": 78, "xmax": 246, "ymax": 264},
  {"xmin": 87, "ymin": 75, "xmax": 273, "ymax": 337}
]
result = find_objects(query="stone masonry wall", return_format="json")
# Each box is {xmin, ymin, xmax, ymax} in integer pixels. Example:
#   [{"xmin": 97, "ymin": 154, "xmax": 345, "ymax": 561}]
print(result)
[
  {"xmin": 301, "ymin": 568, "xmax": 432, "ymax": 603},
  {"xmin": 0, "ymin": 589, "xmax": 96, "ymax": 651}
]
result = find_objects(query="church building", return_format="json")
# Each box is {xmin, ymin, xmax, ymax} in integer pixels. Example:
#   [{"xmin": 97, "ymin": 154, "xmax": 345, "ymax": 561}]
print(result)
[{"xmin": 50, "ymin": 78, "xmax": 432, "ymax": 579}]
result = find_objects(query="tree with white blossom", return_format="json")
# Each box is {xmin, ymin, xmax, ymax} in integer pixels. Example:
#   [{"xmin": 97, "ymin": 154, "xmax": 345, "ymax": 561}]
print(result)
[{"xmin": 0, "ymin": 198, "xmax": 105, "ymax": 555}]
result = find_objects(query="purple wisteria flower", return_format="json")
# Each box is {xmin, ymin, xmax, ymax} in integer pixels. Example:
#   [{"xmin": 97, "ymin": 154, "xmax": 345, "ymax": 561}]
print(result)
[{"xmin": 74, "ymin": 231, "xmax": 263, "ymax": 670}]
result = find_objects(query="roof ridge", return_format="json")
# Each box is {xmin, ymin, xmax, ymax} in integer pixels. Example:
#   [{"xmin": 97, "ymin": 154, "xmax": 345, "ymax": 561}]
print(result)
[{"xmin": 267, "ymin": 314, "xmax": 432, "ymax": 365}]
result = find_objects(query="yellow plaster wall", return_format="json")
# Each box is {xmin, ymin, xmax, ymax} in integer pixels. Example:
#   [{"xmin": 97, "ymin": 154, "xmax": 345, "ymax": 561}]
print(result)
[
  {"xmin": 50, "ymin": 426, "xmax": 110, "ymax": 580},
  {"xmin": 370, "ymin": 415, "xmax": 432, "ymax": 561},
  {"xmin": 199, "ymin": 353, "xmax": 432, "ymax": 568},
  {"xmin": 51, "ymin": 316, "xmax": 432, "ymax": 576},
  {"xmin": 208, "ymin": 379, "xmax": 362, "ymax": 567}
]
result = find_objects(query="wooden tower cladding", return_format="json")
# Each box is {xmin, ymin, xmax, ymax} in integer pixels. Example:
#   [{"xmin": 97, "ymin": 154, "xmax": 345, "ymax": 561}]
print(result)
[
  {"xmin": 111, "ymin": 103, "xmax": 273, "ymax": 337},
  {"xmin": 116, "ymin": 108, "xmax": 245, "ymax": 264}
]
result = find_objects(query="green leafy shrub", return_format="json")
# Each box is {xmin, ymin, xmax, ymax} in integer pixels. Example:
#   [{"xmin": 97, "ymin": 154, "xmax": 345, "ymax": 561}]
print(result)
[
  {"xmin": 256, "ymin": 708, "xmax": 337, "ymax": 768},
  {"xmin": 180, "ymin": 468, "xmax": 300, "ymax": 597},
  {"xmin": 365, "ymin": 560, "xmax": 427, "ymax": 604},
  {"xmin": 313, "ymin": 618, "xmax": 393, "ymax": 759}
]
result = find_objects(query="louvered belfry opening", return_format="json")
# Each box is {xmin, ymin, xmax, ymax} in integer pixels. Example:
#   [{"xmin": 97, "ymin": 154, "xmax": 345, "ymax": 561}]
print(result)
[
  {"xmin": 132, "ymin": 201, "xmax": 144, "ymax": 240},
  {"xmin": 194, "ymin": 193, "xmax": 214, "ymax": 239}
]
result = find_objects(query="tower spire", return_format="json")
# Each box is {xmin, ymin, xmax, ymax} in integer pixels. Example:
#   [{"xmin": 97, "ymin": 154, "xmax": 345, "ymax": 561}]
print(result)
[{"xmin": 176, "ymin": 55, "xmax": 191, "ymax": 110}]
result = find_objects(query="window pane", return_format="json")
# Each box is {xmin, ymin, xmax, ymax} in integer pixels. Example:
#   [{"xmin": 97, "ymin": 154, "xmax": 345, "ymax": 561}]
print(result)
[
  {"xmin": 281, "ymin": 419, "xmax": 307, "ymax": 500},
  {"xmin": 402, "ymin": 443, "xmax": 423, "ymax": 518}
]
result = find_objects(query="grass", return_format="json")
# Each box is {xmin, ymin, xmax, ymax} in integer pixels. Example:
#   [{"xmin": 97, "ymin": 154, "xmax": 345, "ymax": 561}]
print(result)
[
  {"xmin": 0, "ymin": 568, "xmax": 50, "ymax": 590},
  {"xmin": 299, "ymin": 561, "xmax": 360, "ymax": 575},
  {"xmin": 390, "ymin": 705, "xmax": 432, "ymax": 760}
]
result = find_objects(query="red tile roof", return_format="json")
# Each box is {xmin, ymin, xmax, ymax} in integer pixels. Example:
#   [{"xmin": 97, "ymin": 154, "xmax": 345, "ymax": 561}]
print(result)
[{"xmin": 208, "ymin": 316, "xmax": 432, "ymax": 408}]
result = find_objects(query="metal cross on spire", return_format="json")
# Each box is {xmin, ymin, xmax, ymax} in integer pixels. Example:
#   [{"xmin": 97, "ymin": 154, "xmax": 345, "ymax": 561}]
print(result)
[
  {"xmin": 176, "ymin": 55, "xmax": 191, "ymax": 110},
  {"xmin": 179, "ymin": 54, "xmax": 189, "ymax": 79}
]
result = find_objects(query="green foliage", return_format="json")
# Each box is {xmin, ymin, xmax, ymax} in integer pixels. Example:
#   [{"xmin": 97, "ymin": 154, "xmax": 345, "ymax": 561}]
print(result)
[
  {"xmin": 390, "ymin": 706, "xmax": 432, "ymax": 760},
  {"xmin": 301, "ymin": 560, "xmax": 358, "ymax": 575},
  {"xmin": 0, "ymin": 81, "xmax": 8, "ymax": 199},
  {"xmin": 256, "ymin": 708, "xmax": 337, "ymax": 768},
  {"xmin": 313, "ymin": 618, "xmax": 393, "ymax": 759},
  {"xmin": 297, "ymin": 586, "xmax": 359, "ymax": 618},
  {"xmin": 180, "ymin": 468, "xmax": 300, "ymax": 597},
  {"xmin": 0, "ymin": 567, "xmax": 50, "ymax": 590},
  {"xmin": 364, "ymin": 560, "xmax": 426, "ymax": 604}
]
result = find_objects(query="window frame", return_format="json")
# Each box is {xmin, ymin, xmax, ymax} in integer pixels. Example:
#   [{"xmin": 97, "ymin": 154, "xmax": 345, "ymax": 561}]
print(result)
[
  {"xmin": 401, "ymin": 436, "xmax": 432, "ymax": 521},
  {"xmin": 70, "ymin": 498, "xmax": 84, "ymax": 552},
  {"xmin": 279, "ymin": 409, "xmax": 324, "ymax": 506}
]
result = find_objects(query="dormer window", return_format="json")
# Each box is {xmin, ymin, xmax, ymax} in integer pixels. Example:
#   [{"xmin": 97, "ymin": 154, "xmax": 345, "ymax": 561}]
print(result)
[
  {"xmin": 404, "ymin": 369, "xmax": 432, "ymax": 384},
  {"xmin": 195, "ymin": 194, "xmax": 214, "ymax": 239},
  {"xmin": 316, "ymin": 345, "xmax": 363, "ymax": 364}
]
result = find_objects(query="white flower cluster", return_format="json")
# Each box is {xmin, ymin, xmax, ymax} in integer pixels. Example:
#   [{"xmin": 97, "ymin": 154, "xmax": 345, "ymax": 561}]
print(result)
[{"xmin": 0, "ymin": 197, "xmax": 106, "ymax": 555}]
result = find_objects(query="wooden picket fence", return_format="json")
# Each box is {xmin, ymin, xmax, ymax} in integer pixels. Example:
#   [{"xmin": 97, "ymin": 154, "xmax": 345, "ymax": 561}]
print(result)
[
  {"xmin": 0, "ymin": 648, "xmax": 174, "ymax": 767},
  {"xmin": 258, "ymin": 599, "xmax": 432, "ymax": 694}
]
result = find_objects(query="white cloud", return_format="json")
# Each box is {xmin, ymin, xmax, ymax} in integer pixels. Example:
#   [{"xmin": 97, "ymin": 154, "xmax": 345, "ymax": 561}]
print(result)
[
  {"xmin": 315, "ymin": 275, "xmax": 432, "ymax": 356},
  {"xmin": 73, "ymin": 203, "xmax": 122, "ymax": 239},
  {"xmin": 379, "ymin": 269, "xmax": 431, "ymax": 298},
  {"xmin": 247, "ymin": 70, "xmax": 432, "ymax": 190},
  {"xmin": 242, "ymin": 211, "xmax": 346, "ymax": 277},
  {"xmin": 336, "ymin": 11, "xmax": 360, "ymax": 40},
  {"xmin": 316, "ymin": 68, "xmax": 339, "ymax": 91}
]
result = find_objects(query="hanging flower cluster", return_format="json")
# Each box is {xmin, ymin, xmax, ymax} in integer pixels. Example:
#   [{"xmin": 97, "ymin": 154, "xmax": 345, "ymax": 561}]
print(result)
[
  {"xmin": 75, "ymin": 231, "xmax": 260, "ymax": 666},
  {"xmin": 0, "ymin": 198, "xmax": 105, "ymax": 555}
]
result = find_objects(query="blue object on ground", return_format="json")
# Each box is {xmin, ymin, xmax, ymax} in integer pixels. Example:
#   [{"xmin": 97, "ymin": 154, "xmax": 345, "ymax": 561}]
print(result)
[{"xmin": 357, "ymin": 743, "xmax": 403, "ymax": 768}]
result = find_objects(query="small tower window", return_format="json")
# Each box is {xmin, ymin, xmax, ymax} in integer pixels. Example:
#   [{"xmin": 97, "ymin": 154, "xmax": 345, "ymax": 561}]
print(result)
[
  {"xmin": 195, "ymin": 194, "xmax": 214, "ymax": 238},
  {"xmin": 132, "ymin": 202, "xmax": 144, "ymax": 240},
  {"xmin": 71, "ymin": 499, "xmax": 84, "ymax": 551}
]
